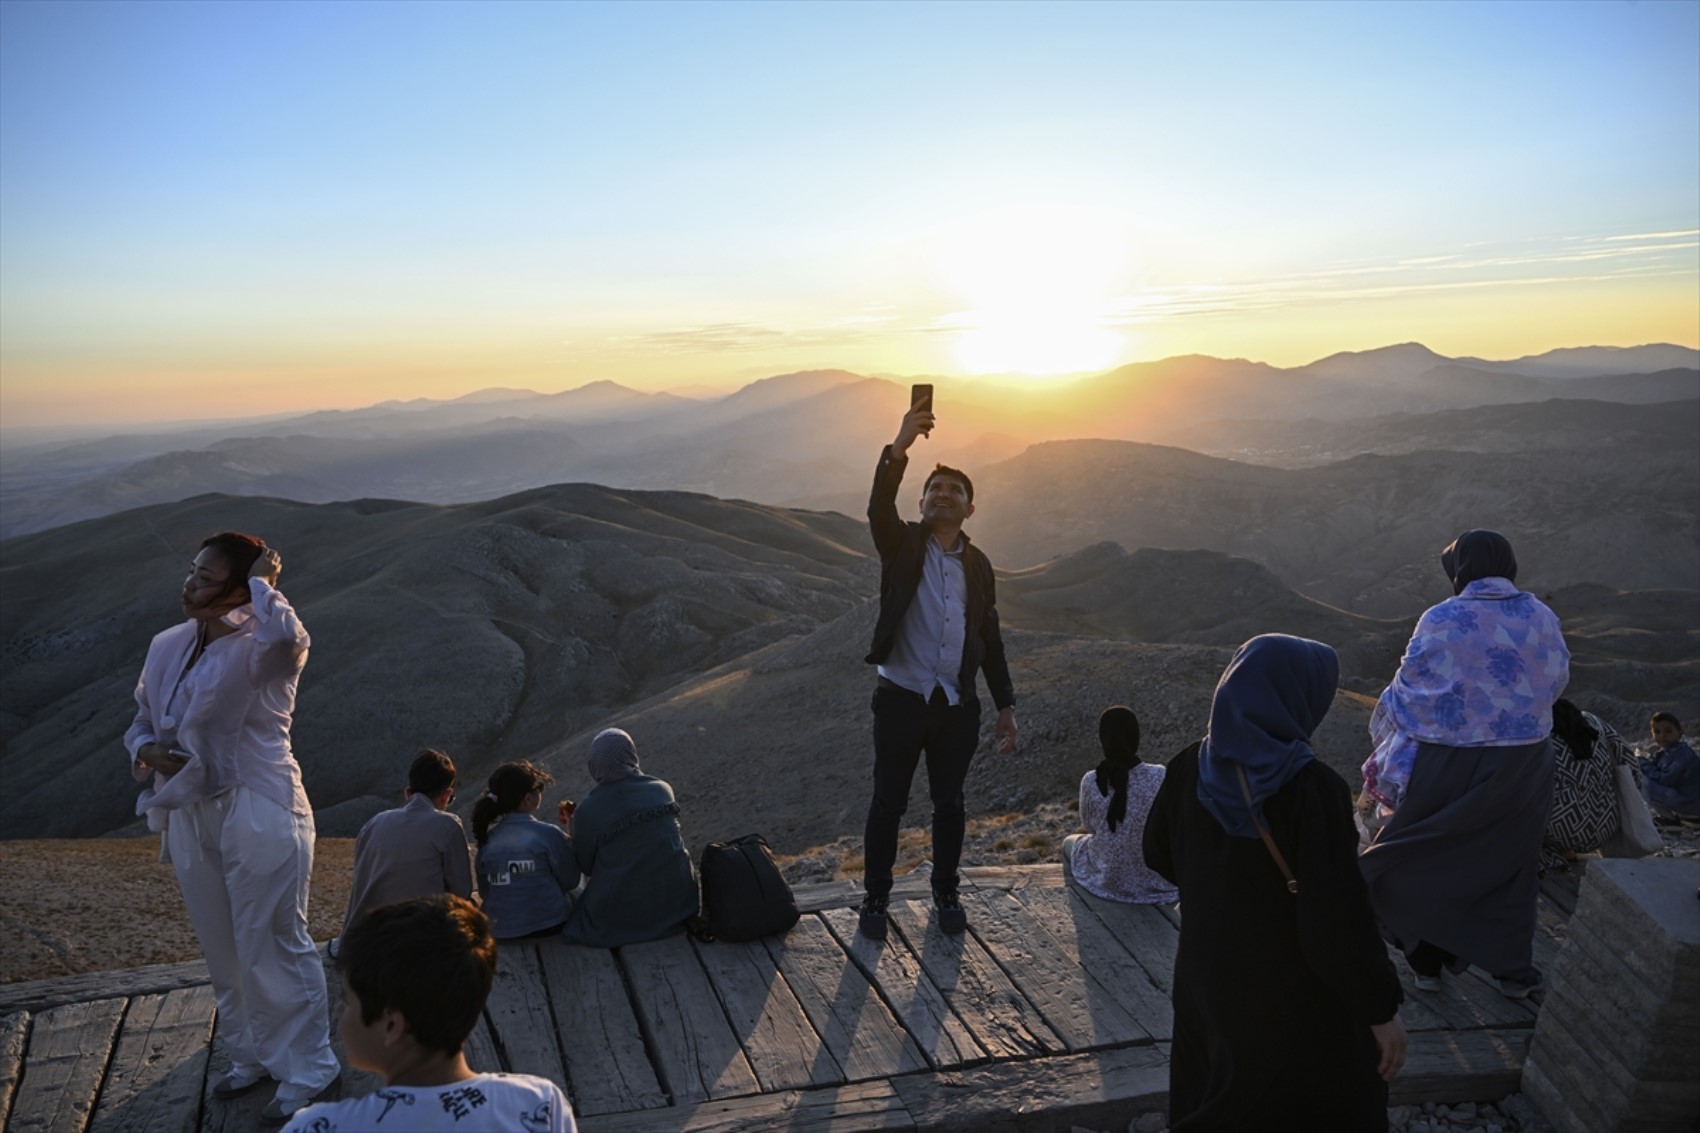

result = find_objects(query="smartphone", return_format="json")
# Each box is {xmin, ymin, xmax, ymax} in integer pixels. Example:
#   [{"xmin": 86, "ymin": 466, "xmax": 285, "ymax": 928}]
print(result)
[{"xmin": 910, "ymin": 383, "xmax": 934, "ymax": 414}]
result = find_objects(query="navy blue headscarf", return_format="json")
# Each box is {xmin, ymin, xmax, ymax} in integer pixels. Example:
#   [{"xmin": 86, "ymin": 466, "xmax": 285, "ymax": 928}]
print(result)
[
  {"xmin": 1440, "ymin": 529, "xmax": 1518, "ymax": 595},
  {"xmin": 1197, "ymin": 634, "xmax": 1340, "ymax": 839}
]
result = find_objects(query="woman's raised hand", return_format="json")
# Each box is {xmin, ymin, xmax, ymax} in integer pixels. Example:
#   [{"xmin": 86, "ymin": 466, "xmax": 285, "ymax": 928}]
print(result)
[{"xmin": 249, "ymin": 548, "xmax": 282, "ymax": 585}]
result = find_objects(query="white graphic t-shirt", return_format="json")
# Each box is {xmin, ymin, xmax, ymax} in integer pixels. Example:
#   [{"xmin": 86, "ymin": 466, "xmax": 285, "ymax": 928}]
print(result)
[{"xmin": 281, "ymin": 1073, "xmax": 575, "ymax": 1133}]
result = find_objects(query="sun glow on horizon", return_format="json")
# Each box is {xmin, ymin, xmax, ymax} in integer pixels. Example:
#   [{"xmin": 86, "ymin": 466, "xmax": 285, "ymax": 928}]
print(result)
[{"xmin": 928, "ymin": 205, "xmax": 1131, "ymax": 377}]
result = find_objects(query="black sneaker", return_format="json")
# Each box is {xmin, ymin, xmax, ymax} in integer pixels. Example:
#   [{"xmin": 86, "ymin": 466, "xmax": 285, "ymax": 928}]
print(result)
[
  {"xmin": 857, "ymin": 895, "xmax": 889, "ymax": 941},
  {"xmin": 259, "ymin": 1077, "xmax": 342, "ymax": 1126},
  {"xmin": 1496, "ymin": 972, "xmax": 1545, "ymax": 1000},
  {"xmin": 935, "ymin": 890, "xmax": 967, "ymax": 935}
]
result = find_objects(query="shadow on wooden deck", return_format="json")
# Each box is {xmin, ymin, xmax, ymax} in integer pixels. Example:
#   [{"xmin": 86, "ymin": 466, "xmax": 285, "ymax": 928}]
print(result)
[{"xmin": 0, "ymin": 865, "xmax": 1579, "ymax": 1132}]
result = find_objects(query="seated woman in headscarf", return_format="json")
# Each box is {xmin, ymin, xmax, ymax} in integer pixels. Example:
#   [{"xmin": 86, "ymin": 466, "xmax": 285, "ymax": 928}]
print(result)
[
  {"xmin": 1541, "ymin": 699, "xmax": 1642, "ymax": 871},
  {"xmin": 560, "ymin": 728, "xmax": 699, "ymax": 948},
  {"xmin": 1358, "ymin": 530, "xmax": 1569, "ymax": 1000},
  {"xmin": 1063, "ymin": 706, "xmax": 1178, "ymax": 905},
  {"xmin": 1144, "ymin": 635, "xmax": 1406, "ymax": 1133}
]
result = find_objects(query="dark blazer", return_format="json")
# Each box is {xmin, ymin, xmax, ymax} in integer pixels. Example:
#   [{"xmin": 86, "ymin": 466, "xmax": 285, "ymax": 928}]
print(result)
[{"xmin": 863, "ymin": 445, "xmax": 1016, "ymax": 711}]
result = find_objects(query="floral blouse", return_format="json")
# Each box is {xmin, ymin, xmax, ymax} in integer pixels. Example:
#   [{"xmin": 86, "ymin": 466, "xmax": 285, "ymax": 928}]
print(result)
[{"xmin": 1070, "ymin": 764, "xmax": 1179, "ymax": 904}]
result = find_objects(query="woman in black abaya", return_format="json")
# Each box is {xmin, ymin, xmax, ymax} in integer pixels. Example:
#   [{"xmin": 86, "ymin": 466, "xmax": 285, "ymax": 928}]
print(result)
[{"xmin": 1144, "ymin": 634, "xmax": 1406, "ymax": 1132}]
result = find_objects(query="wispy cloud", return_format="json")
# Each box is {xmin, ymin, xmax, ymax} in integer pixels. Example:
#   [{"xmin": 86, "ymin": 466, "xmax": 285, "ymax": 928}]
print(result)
[
  {"xmin": 1103, "ymin": 229, "xmax": 1699, "ymax": 326},
  {"xmin": 623, "ymin": 323, "xmax": 789, "ymax": 353},
  {"xmin": 1603, "ymin": 229, "xmax": 1700, "ymax": 242}
]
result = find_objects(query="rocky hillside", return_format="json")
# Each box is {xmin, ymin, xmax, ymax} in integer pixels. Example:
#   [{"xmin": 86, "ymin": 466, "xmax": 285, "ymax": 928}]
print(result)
[
  {"xmin": 2, "ymin": 485, "xmax": 1694, "ymax": 848},
  {"xmin": 968, "ymin": 436, "xmax": 1699, "ymax": 616},
  {"xmin": 0, "ymin": 486, "xmax": 873, "ymax": 838}
]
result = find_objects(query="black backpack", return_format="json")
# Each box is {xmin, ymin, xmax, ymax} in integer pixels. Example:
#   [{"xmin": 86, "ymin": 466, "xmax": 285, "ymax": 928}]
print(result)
[{"xmin": 696, "ymin": 834, "xmax": 800, "ymax": 942}]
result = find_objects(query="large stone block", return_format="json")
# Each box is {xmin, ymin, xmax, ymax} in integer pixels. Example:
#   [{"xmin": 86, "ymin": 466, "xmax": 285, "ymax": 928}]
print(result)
[{"xmin": 1523, "ymin": 857, "xmax": 1700, "ymax": 1132}]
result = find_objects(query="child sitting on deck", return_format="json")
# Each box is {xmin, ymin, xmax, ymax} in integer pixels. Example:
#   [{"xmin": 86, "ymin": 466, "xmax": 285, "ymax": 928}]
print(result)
[
  {"xmin": 473, "ymin": 762, "xmax": 580, "ymax": 940},
  {"xmin": 1643, "ymin": 712, "xmax": 1700, "ymax": 820},
  {"xmin": 1062, "ymin": 706, "xmax": 1178, "ymax": 905},
  {"xmin": 334, "ymin": 749, "xmax": 476, "ymax": 958},
  {"xmin": 282, "ymin": 895, "xmax": 575, "ymax": 1133}
]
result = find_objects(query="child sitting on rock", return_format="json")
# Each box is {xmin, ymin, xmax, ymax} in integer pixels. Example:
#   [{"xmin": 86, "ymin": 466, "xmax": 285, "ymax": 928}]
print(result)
[
  {"xmin": 1642, "ymin": 712, "xmax": 1700, "ymax": 820},
  {"xmin": 283, "ymin": 895, "xmax": 575, "ymax": 1132}
]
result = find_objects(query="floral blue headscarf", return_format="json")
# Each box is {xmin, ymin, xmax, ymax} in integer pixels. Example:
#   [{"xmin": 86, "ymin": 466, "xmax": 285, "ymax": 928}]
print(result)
[
  {"xmin": 1198, "ymin": 634, "xmax": 1340, "ymax": 839},
  {"xmin": 1362, "ymin": 531, "xmax": 1569, "ymax": 809}
]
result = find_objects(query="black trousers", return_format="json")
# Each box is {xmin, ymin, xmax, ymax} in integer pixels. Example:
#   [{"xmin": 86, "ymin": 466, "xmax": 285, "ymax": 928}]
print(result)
[{"xmin": 863, "ymin": 681, "xmax": 981, "ymax": 901}]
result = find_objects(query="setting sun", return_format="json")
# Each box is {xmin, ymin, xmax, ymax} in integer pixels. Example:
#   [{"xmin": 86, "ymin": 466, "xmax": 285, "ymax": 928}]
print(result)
[{"xmin": 929, "ymin": 205, "xmax": 1131, "ymax": 376}]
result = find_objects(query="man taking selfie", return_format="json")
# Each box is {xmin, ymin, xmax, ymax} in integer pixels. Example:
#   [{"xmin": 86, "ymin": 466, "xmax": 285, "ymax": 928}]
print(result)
[{"xmin": 857, "ymin": 391, "xmax": 1018, "ymax": 940}]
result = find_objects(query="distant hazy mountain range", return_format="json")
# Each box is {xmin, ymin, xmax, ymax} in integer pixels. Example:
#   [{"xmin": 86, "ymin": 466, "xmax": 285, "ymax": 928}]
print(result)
[
  {"xmin": 1, "ymin": 341, "xmax": 1695, "ymax": 842},
  {"xmin": 1, "ymin": 342, "xmax": 1694, "ymax": 539}
]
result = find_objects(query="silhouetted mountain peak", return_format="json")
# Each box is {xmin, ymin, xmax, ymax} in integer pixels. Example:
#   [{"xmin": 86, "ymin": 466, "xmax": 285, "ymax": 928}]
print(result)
[
  {"xmin": 1301, "ymin": 343, "xmax": 1449, "ymax": 382},
  {"xmin": 452, "ymin": 387, "xmax": 541, "ymax": 403}
]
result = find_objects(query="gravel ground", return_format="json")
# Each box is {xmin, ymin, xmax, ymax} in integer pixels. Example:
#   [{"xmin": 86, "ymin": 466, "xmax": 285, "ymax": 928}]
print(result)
[{"xmin": 0, "ymin": 837, "xmax": 355, "ymax": 983}]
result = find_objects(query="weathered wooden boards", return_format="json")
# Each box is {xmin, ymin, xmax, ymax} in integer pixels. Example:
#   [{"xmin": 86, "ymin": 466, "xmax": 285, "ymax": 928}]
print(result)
[
  {"xmin": 1, "ymin": 1010, "xmax": 30, "ymax": 1130},
  {"xmin": 576, "ymin": 1045, "xmax": 1174, "ymax": 1133},
  {"xmin": 1391, "ymin": 1028, "xmax": 1530, "ymax": 1105},
  {"xmin": 1065, "ymin": 888, "xmax": 1180, "ymax": 994},
  {"xmin": 0, "ymin": 960, "xmax": 213, "ymax": 1017},
  {"xmin": 578, "ymin": 1079, "xmax": 912, "ymax": 1133},
  {"xmin": 690, "ymin": 933, "xmax": 833, "ymax": 1092},
  {"xmin": 5, "ymin": 998, "xmax": 125, "ymax": 1133},
  {"xmin": 87, "ymin": 984, "xmax": 215, "ymax": 1133},
  {"xmin": 764, "ymin": 916, "xmax": 927, "ymax": 1084},
  {"xmin": 959, "ymin": 888, "xmax": 1151, "ymax": 1051},
  {"xmin": 1009, "ymin": 885, "xmax": 1173, "ymax": 1041},
  {"xmin": 882, "ymin": 899, "xmax": 1063, "ymax": 1061},
  {"xmin": 534, "ymin": 941, "xmax": 667, "ymax": 1117},
  {"xmin": 485, "ymin": 943, "xmax": 569, "ymax": 1084},
  {"xmin": 891, "ymin": 1043, "xmax": 1170, "ymax": 1133},
  {"xmin": 487, "ymin": 941, "xmax": 668, "ymax": 1119},
  {"xmin": 0, "ymin": 866, "xmax": 1572, "ymax": 1132},
  {"xmin": 621, "ymin": 934, "xmax": 759, "ymax": 1103},
  {"xmin": 818, "ymin": 906, "xmax": 985, "ymax": 1070},
  {"xmin": 463, "ymin": 1012, "xmax": 503, "ymax": 1075}
]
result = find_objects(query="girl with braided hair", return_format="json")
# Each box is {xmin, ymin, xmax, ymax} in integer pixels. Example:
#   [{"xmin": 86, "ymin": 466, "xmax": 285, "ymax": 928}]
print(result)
[{"xmin": 1063, "ymin": 706, "xmax": 1177, "ymax": 904}]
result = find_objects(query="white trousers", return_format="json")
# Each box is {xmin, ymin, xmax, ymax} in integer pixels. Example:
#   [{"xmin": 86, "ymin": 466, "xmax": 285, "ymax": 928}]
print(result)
[{"xmin": 167, "ymin": 787, "xmax": 339, "ymax": 1101}]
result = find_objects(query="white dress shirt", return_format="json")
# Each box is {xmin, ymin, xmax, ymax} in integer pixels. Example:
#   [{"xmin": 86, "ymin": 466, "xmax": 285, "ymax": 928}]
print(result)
[{"xmin": 878, "ymin": 534, "xmax": 969, "ymax": 705}]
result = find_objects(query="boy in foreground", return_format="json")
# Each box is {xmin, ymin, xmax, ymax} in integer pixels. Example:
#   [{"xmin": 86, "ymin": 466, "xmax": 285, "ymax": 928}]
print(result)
[{"xmin": 284, "ymin": 895, "xmax": 575, "ymax": 1132}]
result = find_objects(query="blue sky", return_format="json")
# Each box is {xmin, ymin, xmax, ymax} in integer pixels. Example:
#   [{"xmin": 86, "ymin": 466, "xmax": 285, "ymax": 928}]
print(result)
[{"xmin": 2, "ymin": 0, "xmax": 1696, "ymax": 425}]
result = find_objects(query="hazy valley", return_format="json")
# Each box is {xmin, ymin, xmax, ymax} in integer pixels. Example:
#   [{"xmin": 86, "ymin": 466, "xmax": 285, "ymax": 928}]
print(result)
[
  {"xmin": 3, "ymin": 342, "xmax": 1695, "ymax": 540},
  {"xmin": 2, "ymin": 342, "xmax": 1695, "ymax": 852}
]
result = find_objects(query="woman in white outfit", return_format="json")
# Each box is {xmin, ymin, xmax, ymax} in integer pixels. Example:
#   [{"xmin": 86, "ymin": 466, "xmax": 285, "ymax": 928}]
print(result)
[{"xmin": 127, "ymin": 532, "xmax": 340, "ymax": 1125}]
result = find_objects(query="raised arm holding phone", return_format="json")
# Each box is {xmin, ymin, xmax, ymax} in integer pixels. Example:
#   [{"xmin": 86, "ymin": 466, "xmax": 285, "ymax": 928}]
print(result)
[{"xmin": 856, "ymin": 388, "xmax": 1018, "ymax": 941}]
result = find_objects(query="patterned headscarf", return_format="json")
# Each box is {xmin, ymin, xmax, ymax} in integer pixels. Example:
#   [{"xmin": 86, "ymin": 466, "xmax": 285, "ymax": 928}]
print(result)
[
  {"xmin": 1362, "ymin": 533, "xmax": 1569, "ymax": 808},
  {"xmin": 1197, "ymin": 635, "xmax": 1339, "ymax": 839},
  {"xmin": 587, "ymin": 728, "xmax": 641, "ymax": 784}
]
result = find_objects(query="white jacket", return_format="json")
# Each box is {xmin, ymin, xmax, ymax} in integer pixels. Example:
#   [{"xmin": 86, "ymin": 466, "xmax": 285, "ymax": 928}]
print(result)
[{"xmin": 126, "ymin": 577, "xmax": 312, "ymax": 826}]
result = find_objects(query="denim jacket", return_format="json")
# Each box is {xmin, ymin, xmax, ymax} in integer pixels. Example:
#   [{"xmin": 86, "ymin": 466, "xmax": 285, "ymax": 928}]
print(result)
[{"xmin": 476, "ymin": 813, "xmax": 580, "ymax": 939}]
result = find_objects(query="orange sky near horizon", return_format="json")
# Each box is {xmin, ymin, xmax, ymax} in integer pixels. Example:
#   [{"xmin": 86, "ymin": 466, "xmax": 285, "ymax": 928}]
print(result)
[
  {"xmin": 4, "ymin": 267, "xmax": 1694, "ymax": 430},
  {"xmin": 3, "ymin": 2, "xmax": 1697, "ymax": 431}
]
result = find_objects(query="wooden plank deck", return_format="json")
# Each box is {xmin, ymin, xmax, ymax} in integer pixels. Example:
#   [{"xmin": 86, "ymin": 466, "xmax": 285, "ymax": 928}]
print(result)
[{"xmin": 0, "ymin": 865, "xmax": 1580, "ymax": 1133}]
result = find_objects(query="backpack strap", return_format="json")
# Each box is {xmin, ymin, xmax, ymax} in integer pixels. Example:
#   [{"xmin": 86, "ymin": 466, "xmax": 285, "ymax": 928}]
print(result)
[{"xmin": 1235, "ymin": 763, "xmax": 1298, "ymax": 895}]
